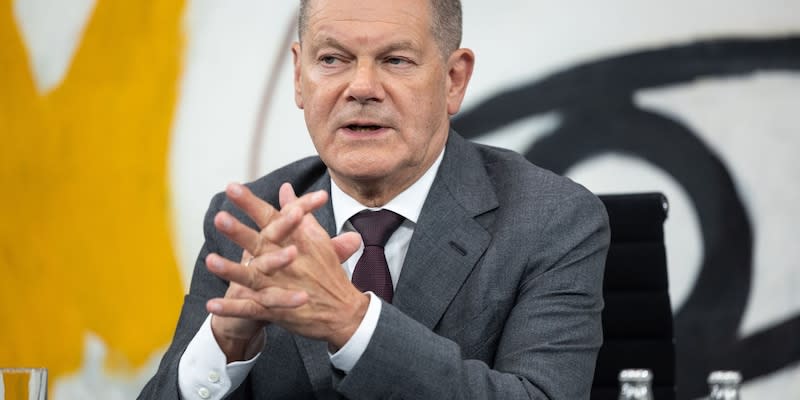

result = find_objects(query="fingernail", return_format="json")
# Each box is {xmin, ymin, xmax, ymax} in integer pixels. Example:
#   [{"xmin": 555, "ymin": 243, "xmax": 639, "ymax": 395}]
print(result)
[
  {"xmin": 229, "ymin": 183, "xmax": 243, "ymax": 196},
  {"xmin": 219, "ymin": 215, "xmax": 232, "ymax": 229},
  {"xmin": 208, "ymin": 302, "xmax": 222, "ymax": 313},
  {"xmin": 312, "ymin": 191, "xmax": 325, "ymax": 202}
]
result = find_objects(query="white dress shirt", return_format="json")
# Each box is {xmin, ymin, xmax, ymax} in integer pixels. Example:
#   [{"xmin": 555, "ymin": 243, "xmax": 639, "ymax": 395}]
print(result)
[{"xmin": 177, "ymin": 149, "xmax": 444, "ymax": 400}]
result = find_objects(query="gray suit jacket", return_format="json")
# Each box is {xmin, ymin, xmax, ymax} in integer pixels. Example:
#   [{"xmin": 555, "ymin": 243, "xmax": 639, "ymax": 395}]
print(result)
[{"xmin": 139, "ymin": 131, "xmax": 609, "ymax": 399}]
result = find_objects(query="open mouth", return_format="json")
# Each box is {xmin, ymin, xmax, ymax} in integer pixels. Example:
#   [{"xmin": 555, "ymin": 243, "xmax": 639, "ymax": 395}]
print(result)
[{"xmin": 346, "ymin": 124, "xmax": 384, "ymax": 132}]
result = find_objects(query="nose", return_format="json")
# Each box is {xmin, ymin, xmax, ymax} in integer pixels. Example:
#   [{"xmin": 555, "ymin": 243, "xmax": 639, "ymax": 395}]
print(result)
[{"xmin": 345, "ymin": 61, "xmax": 385, "ymax": 104}]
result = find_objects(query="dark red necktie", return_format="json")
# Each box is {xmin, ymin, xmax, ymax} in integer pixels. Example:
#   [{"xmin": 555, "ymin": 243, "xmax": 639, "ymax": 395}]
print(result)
[{"xmin": 350, "ymin": 210, "xmax": 404, "ymax": 303}]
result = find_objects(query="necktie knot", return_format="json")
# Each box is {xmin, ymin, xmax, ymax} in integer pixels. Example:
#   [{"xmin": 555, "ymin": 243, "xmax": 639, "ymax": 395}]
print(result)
[{"xmin": 350, "ymin": 209, "xmax": 404, "ymax": 247}]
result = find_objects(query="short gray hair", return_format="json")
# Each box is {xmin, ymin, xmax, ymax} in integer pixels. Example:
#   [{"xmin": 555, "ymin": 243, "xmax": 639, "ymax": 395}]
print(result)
[{"xmin": 298, "ymin": 0, "xmax": 462, "ymax": 56}]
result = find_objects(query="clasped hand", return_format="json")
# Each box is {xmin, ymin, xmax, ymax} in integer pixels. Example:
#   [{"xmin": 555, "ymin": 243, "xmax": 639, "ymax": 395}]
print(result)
[{"xmin": 205, "ymin": 183, "xmax": 366, "ymax": 359}]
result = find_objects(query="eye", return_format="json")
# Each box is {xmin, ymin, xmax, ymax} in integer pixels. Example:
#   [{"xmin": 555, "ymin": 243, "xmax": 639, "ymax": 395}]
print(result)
[
  {"xmin": 385, "ymin": 57, "xmax": 410, "ymax": 66},
  {"xmin": 319, "ymin": 55, "xmax": 339, "ymax": 65}
]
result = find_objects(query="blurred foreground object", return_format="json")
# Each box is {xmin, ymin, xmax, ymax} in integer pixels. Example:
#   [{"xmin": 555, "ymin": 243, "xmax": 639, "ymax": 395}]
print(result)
[
  {"xmin": 618, "ymin": 369, "xmax": 654, "ymax": 400},
  {"xmin": 0, "ymin": 368, "xmax": 47, "ymax": 400}
]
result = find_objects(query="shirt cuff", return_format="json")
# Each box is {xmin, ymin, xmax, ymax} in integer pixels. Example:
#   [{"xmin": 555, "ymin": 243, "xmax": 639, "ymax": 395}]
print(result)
[
  {"xmin": 178, "ymin": 315, "xmax": 265, "ymax": 400},
  {"xmin": 329, "ymin": 292, "xmax": 382, "ymax": 373}
]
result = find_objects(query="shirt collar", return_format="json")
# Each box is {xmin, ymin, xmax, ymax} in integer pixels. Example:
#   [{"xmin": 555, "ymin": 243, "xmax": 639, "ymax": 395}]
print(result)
[{"xmin": 330, "ymin": 147, "xmax": 445, "ymax": 234}]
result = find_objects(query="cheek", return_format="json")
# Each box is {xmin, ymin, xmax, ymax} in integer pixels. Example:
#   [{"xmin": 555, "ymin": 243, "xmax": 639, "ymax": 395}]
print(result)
[
  {"xmin": 302, "ymin": 94, "xmax": 329, "ymax": 124},
  {"xmin": 411, "ymin": 88, "xmax": 447, "ymax": 129},
  {"xmin": 421, "ymin": 75, "xmax": 449, "ymax": 107},
  {"xmin": 305, "ymin": 85, "xmax": 340, "ymax": 115}
]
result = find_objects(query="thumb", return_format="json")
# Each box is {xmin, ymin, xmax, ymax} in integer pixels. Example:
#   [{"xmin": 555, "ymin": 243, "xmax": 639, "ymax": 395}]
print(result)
[{"xmin": 331, "ymin": 231, "xmax": 362, "ymax": 263}]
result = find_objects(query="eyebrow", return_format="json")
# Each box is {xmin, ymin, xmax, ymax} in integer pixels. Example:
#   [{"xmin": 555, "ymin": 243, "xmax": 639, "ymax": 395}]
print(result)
[{"xmin": 311, "ymin": 37, "xmax": 348, "ymax": 53}]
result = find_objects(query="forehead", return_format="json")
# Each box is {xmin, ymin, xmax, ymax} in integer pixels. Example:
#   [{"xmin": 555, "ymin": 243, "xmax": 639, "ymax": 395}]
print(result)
[{"xmin": 304, "ymin": 0, "xmax": 433, "ymax": 47}]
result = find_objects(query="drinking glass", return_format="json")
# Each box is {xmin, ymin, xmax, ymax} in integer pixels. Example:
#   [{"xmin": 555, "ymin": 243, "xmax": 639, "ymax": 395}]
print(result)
[{"xmin": 0, "ymin": 368, "xmax": 47, "ymax": 400}]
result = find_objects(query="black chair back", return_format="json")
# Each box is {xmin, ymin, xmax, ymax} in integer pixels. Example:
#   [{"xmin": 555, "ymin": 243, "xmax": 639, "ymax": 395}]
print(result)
[{"xmin": 591, "ymin": 193, "xmax": 676, "ymax": 400}]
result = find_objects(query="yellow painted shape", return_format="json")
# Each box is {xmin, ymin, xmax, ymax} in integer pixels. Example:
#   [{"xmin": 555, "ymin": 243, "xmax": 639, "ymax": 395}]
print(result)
[{"xmin": 0, "ymin": 0, "xmax": 185, "ymax": 389}]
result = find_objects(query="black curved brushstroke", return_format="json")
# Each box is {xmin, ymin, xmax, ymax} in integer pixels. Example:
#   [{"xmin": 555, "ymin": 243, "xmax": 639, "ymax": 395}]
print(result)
[{"xmin": 452, "ymin": 36, "xmax": 800, "ymax": 399}]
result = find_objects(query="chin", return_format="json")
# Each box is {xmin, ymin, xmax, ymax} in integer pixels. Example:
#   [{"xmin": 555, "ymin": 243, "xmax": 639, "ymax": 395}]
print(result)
[
  {"xmin": 329, "ymin": 159, "xmax": 397, "ymax": 181},
  {"xmin": 338, "ymin": 165, "xmax": 393, "ymax": 181}
]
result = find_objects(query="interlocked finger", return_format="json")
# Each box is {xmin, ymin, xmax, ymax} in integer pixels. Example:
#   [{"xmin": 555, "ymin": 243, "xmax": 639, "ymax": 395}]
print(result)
[
  {"xmin": 247, "ymin": 246, "xmax": 298, "ymax": 276},
  {"xmin": 262, "ymin": 189, "xmax": 328, "ymax": 243},
  {"xmin": 206, "ymin": 252, "xmax": 262, "ymax": 289},
  {"xmin": 225, "ymin": 183, "xmax": 327, "ymax": 240},
  {"xmin": 207, "ymin": 286, "xmax": 309, "ymax": 319},
  {"xmin": 219, "ymin": 183, "xmax": 329, "ymax": 257},
  {"xmin": 214, "ymin": 211, "xmax": 266, "ymax": 256},
  {"xmin": 225, "ymin": 183, "xmax": 279, "ymax": 229},
  {"xmin": 207, "ymin": 248, "xmax": 297, "ymax": 289}
]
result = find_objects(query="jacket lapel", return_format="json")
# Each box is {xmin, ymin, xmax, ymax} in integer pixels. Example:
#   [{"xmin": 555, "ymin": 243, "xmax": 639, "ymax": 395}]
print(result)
[
  {"xmin": 393, "ymin": 132, "xmax": 498, "ymax": 329},
  {"xmin": 310, "ymin": 174, "xmax": 336, "ymax": 237}
]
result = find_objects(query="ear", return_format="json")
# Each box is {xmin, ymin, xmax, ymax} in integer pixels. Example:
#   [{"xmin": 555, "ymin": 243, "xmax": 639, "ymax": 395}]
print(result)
[
  {"xmin": 445, "ymin": 48, "xmax": 475, "ymax": 115},
  {"xmin": 292, "ymin": 42, "xmax": 304, "ymax": 109}
]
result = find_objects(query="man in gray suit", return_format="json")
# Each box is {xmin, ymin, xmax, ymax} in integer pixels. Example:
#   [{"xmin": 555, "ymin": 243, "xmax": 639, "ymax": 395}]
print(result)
[{"xmin": 140, "ymin": 0, "xmax": 609, "ymax": 398}]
